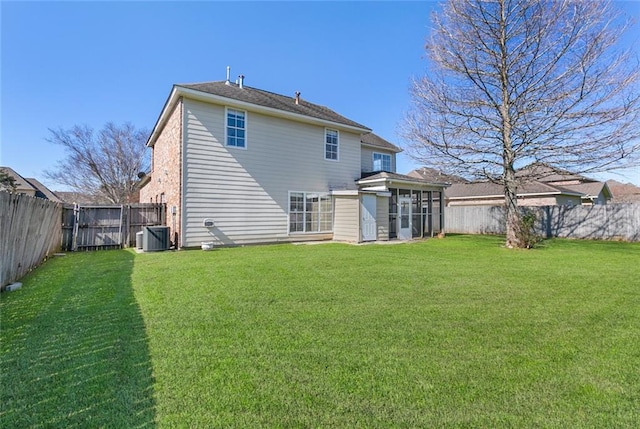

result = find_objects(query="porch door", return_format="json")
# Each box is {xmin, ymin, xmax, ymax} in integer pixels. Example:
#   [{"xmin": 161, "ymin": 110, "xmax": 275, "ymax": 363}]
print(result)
[
  {"xmin": 398, "ymin": 196, "xmax": 412, "ymax": 240},
  {"xmin": 361, "ymin": 194, "xmax": 377, "ymax": 242}
]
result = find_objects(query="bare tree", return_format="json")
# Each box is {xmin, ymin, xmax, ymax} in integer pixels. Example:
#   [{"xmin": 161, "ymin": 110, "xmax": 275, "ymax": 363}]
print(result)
[
  {"xmin": 45, "ymin": 122, "xmax": 150, "ymax": 204},
  {"xmin": 403, "ymin": 0, "xmax": 640, "ymax": 248}
]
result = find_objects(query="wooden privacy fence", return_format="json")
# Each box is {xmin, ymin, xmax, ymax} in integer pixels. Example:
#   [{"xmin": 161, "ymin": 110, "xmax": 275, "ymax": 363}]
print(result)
[
  {"xmin": 445, "ymin": 204, "xmax": 640, "ymax": 241},
  {"xmin": 0, "ymin": 192, "xmax": 62, "ymax": 288},
  {"xmin": 62, "ymin": 203, "xmax": 166, "ymax": 251}
]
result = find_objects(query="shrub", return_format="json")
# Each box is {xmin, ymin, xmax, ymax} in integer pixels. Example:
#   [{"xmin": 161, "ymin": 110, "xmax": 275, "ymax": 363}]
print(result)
[{"xmin": 517, "ymin": 210, "xmax": 542, "ymax": 248}]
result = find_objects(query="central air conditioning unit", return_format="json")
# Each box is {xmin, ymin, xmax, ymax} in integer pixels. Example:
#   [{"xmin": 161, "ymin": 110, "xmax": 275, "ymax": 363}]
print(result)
[{"xmin": 143, "ymin": 226, "xmax": 170, "ymax": 252}]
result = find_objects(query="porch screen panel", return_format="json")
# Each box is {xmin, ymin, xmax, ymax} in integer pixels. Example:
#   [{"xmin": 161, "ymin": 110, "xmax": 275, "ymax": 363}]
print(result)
[
  {"xmin": 432, "ymin": 191, "xmax": 442, "ymax": 233},
  {"xmin": 412, "ymin": 190, "xmax": 423, "ymax": 238},
  {"xmin": 389, "ymin": 188, "xmax": 397, "ymax": 239}
]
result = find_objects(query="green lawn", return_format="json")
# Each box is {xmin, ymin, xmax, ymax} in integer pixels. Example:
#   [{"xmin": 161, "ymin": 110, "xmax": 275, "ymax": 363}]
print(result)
[{"xmin": 1, "ymin": 235, "xmax": 639, "ymax": 428}]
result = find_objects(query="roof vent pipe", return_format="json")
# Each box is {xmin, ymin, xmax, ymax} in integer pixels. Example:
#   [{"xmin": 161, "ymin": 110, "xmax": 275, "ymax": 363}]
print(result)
[
  {"xmin": 295, "ymin": 91, "xmax": 301, "ymax": 105},
  {"xmin": 238, "ymin": 74, "xmax": 245, "ymax": 89},
  {"xmin": 225, "ymin": 66, "xmax": 231, "ymax": 85}
]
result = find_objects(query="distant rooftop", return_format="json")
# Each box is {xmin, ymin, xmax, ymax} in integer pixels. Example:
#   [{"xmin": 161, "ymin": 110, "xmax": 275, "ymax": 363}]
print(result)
[{"xmin": 408, "ymin": 167, "xmax": 469, "ymax": 184}]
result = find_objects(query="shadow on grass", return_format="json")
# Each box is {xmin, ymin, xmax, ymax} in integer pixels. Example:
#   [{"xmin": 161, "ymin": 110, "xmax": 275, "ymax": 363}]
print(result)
[{"xmin": 0, "ymin": 250, "xmax": 156, "ymax": 428}]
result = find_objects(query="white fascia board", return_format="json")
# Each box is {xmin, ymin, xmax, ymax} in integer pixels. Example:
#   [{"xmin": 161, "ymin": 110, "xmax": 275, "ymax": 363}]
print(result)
[
  {"xmin": 331, "ymin": 190, "xmax": 359, "ymax": 196},
  {"xmin": 358, "ymin": 177, "xmax": 448, "ymax": 189},
  {"xmin": 357, "ymin": 178, "xmax": 387, "ymax": 186},
  {"xmin": 147, "ymin": 86, "xmax": 181, "ymax": 148},
  {"xmin": 175, "ymin": 86, "xmax": 372, "ymax": 134},
  {"xmin": 360, "ymin": 185, "xmax": 389, "ymax": 192}
]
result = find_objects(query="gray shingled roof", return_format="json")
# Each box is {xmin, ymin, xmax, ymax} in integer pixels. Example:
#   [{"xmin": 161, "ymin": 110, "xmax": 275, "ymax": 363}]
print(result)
[
  {"xmin": 24, "ymin": 178, "xmax": 61, "ymax": 202},
  {"xmin": 447, "ymin": 180, "xmax": 583, "ymax": 199},
  {"xmin": 516, "ymin": 162, "xmax": 592, "ymax": 183},
  {"xmin": 178, "ymin": 81, "xmax": 370, "ymax": 131},
  {"xmin": 360, "ymin": 132, "xmax": 402, "ymax": 153},
  {"xmin": 408, "ymin": 167, "xmax": 468, "ymax": 184},
  {"xmin": 1, "ymin": 166, "xmax": 35, "ymax": 193},
  {"xmin": 560, "ymin": 182, "xmax": 611, "ymax": 199}
]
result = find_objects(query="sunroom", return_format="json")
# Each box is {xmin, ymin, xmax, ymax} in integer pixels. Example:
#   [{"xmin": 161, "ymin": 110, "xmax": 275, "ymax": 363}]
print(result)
[{"xmin": 332, "ymin": 172, "xmax": 449, "ymax": 243}]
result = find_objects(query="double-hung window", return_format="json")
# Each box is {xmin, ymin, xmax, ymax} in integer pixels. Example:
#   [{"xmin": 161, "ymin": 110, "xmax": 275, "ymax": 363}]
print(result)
[
  {"xmin": 226, "ymin": 108, "xmax": 246, "ymax": 148},
  {"xmin": 289, "ymin": 192, "xmax": 332, "ymax": 233},
  {"xmin": 373, "ymin": 152, "xmax": 392, "ymax": 172},
  {"xmin": 325, "ymin": 129, "xmax": 339, "ymax": 161}
]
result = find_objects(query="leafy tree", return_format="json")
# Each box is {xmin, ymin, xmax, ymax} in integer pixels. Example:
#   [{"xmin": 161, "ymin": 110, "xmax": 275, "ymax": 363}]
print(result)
[
  {"xmin": 0, "ymin": 170, "xmax": 17, "ymax": 192},
  {"xmin": 45, "ymin": 122, "xmax": 150, "ymax": 204},
  {"xmin": 404, "ymin": 0, "xmax": 640, "ymax": 248}
]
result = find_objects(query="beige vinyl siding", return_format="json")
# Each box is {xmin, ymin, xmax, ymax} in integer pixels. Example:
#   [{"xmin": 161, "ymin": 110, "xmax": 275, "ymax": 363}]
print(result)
[
  {"xmin": 182, "ymin": 98, "xmax": 362, "ymax": 247},
  {"xmin": 520, "ymin": 195, "xmax": 581, "ymax": 206},
  {"xmin": 376, "ymin": 195, "xmax": 389, "ymax": 241},
  {"xmin": 360, "ymin": 147, "xmax": 396, "ymax": 173},
  {"xmin": 333, "ymin": 195, "xmax": 360, "ymax": 242}
]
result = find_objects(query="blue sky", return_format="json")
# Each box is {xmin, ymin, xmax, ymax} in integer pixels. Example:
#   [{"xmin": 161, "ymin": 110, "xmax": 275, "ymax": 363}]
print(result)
[{"xmin": 2, "ymin": 1, "xmax": 639, "ymax": 189}]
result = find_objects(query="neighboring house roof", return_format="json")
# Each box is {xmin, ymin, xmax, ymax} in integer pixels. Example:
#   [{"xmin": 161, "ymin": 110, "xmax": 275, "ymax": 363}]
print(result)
[
  {"xmin": 516, "ymin": 162, "xmax": 593, "ymax": 183},
  {"xmin": 560, "ymin": 182, "xmax": 612, "ymax": 201},
  {"xmin": 408, "ymin": 167, "xmax": 469, "ymax": 184},
  {"xmin": 447, "ymin": 180, "xmax": 584, "ymax": 199},
  {"xmin": 360, "ymin": 132, "xmax": 402, "ymax": 153},
  {"xmin": 55, "ymin": 191, "xmax": 111, "ymax": 205},
  {"xmin": 607, "ymin": 179, "xmax": 640, "ymax": 203},
  {"xmin": 1, "ymin": 166, "xmax": 36, "ymax": 194},
  {"xmin": 417, "ymin": 164, "xmax": 611, "ymax": 204},
  {"xmin": 1, "ymin": 167, "xmax": 61, "ymax": 202},
  {"xmin": 23, "ymin": 177, "xmax": 61, "ymax": 202}
]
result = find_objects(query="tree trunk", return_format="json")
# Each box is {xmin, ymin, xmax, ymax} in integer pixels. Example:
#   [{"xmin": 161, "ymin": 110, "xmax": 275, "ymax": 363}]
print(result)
[
  {"xmin": 504, "ymin": 169, "xmax": 520, "ymax": 248},
  {"xmin": 499, "ymin": 0, "xmax": 520, "ymax": 249}
]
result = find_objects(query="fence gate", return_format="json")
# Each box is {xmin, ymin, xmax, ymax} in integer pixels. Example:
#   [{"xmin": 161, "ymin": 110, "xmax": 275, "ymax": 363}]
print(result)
[{"xmin": 62, "ymin": 203, "xmax": 166, "ymax": 251}]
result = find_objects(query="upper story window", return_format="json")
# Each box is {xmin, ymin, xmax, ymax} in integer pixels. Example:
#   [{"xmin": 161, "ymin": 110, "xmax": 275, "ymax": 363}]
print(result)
[
  {"xmin": 226, "ymin": 108, "xmax": 246, "ymax": 148},
  {"xmin": 325, "ymin": 128, "xmax": 339, "ymax": 161},
  {"xmin": 373, "ymin": 152, "xmax": 392, "ymax": 172}
]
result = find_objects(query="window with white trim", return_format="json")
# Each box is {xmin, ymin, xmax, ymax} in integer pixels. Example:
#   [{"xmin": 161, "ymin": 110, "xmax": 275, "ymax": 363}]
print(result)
[
  {"xmin": 226, "ymin": 108, "xmax": 246, "ymax": 148},
  {"xmin": 373, "ymin": 152, "xmax": 392, "ymax": 172},
  {"xmin": 325, "ymin": 129, "xmax": 339, "ymax": 160},
  {"xmin": 289, "ymin": 192, "xmax": 333, "ymax": 233}
]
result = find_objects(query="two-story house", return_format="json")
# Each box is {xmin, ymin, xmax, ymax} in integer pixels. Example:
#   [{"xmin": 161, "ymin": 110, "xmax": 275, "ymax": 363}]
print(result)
[{"xmin": 140, "ymin": 76, "xmax": 447, "ymax": 248}]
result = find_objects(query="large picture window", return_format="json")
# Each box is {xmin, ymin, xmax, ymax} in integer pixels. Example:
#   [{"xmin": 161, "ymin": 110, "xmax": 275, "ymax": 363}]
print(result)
[
  {"xmin": 325, "ymin": 129, "xmax": 339, "ymax": 161},
  {"xmin": 289, "ymin": 192, "xmax": 332, "ymax": 233},
  {"xmin": 226, "ymin": 108, "xmax": 246, "ymax": 148}
]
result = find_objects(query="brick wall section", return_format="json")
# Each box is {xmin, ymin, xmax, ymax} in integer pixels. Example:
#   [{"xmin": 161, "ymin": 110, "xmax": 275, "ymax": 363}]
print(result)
[{"xmin": 140, "ymin": 98, "xmax": 183, "ymax": 247}]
